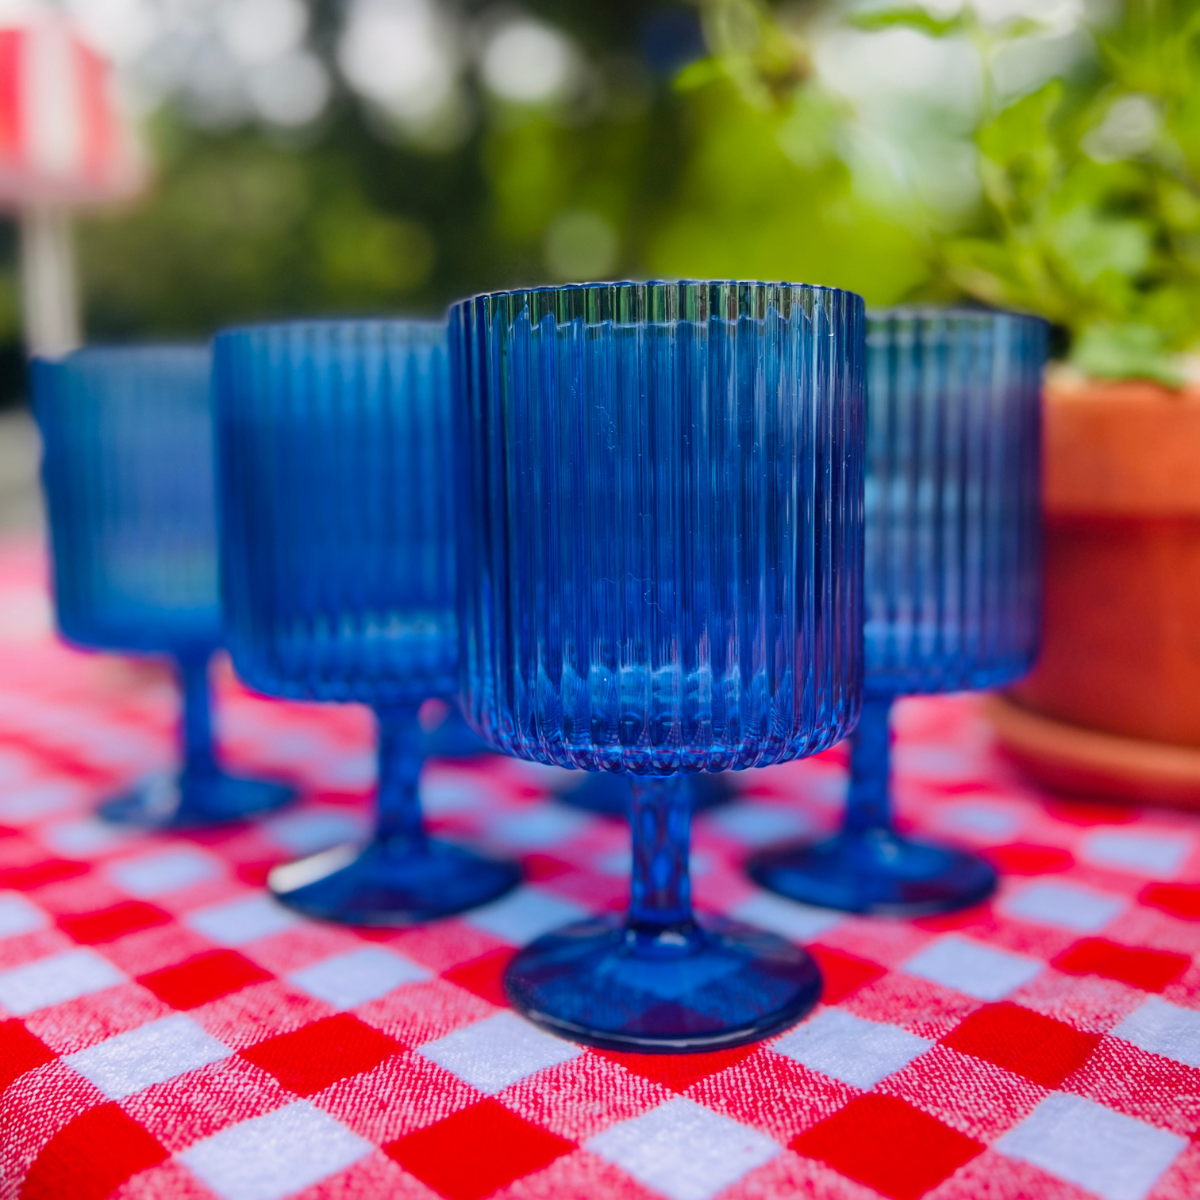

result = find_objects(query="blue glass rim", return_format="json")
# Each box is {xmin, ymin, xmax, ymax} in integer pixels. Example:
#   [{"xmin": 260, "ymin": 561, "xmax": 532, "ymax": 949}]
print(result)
[
  {"xmin": 451, "ymin": 278, "xmax": 865, "ymax": 318},
  {"xmin": 868, "ymin": 305, "xmax": 1049, "ymax": 333},
  {"xmin": 36, "ymin": 342, "xmax": 207, "ymax": 369},
  {"xmin": 214, "ymin": 316, "xmax": 445, "ymax": 342}
]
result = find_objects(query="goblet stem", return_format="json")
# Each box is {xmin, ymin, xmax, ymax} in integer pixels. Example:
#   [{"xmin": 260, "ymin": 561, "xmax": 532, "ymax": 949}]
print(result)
[
  {"xmin": 627, "ymin": 776, "xmax": 697, "ymax": 937},
  {"xmin": 177, "ymin": 652, "xmax": 217, "ymax": 781},
  {"xmin": 373, "ymin": 706, "xmax": 428, "ymax": 854},
  {"xmin": 843, "ymin": 696, "xmax": 893, "ymax": 836}
]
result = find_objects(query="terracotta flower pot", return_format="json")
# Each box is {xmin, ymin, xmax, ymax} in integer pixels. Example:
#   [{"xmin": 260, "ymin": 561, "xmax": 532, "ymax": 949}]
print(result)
[{"xmin": 987, "ymin": 373, "xmax": 1200, "ymax": 807}]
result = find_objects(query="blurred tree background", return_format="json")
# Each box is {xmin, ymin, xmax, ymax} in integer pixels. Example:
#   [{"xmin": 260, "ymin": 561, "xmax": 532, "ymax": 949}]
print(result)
[{"xmin": 1, "ymin": 0, "xmax": 1192, "ymax": 405}]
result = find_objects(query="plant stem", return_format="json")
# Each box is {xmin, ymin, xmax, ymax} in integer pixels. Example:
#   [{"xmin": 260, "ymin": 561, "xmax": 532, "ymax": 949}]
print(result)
[
  {"xmin": 374, "ymin": 706, "xmax": 428, "ymax": 854},
  {"xmin": 843, "ymin": 696, "xmax": 894, "ymax": 836}
]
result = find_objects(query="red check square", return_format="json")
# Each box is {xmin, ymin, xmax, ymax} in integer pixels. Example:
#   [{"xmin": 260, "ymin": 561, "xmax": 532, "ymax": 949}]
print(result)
[
  {"xmin": 1053, "ymin": 938, "xmax": 1191, "ymax": 993},
  {"xmin": 58, "ymin": 900, "xmax": 171, "ymax": 945},
  {"xmin": 0, "ymin": 1018, "xmax": 56, "ymax": 1091},
  {"xmin": 0, "ymin": 858, "xmax": 89, "ymax": 891},
  {"xmin": 808, "ymin": 945, "xmax": 888, "ymax": 1004},
  {"xmin": 984, "ymin": 843, "xmax": 1075, "ymax": 876},
  {"xmin": 1141, "ymin": 882, "xmax": 1200, "ymax": 921},
  {"xmin": 791, "ymin": 1093, "xmax": 983, "ymax": 1200},
  {"xmin": 940, "ymin": 1001, "xmax": 1101, "ymax": 1089},
  {"xmin": 21, "ymin": 1102, "xmax": 166, "ymax": 1200},
  {"xmin": 138, "ymin": 949, "xmax": 273, "ymax": 1009},
  {"xmin": 442, "ymin": 946, "xmax": 515, "ymax": 1008},
  {"xmin": 386, "ymin": 1098, "xmax": 574, "ymax": 1200},
  {"xmin": 597, "ymin": 1045, "xmax": 760, "ymax": 1094},
  {"xmin": 239, "ymin": 1012, "xmax": 403, "ymax": 1095}
]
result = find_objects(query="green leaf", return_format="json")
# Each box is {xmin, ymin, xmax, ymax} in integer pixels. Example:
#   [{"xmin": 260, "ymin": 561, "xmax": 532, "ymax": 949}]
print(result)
[
  {"xmin": 1070, "ymin": 323, "xmax": 1186, "ymax": 387},
  {"xmin": 848, "ymin": 6, "xmax": 966, "ymax": 37},
  {"xmin": 977, "ymin": 80, "xmax": 1063, "ymax": 165},
  {"xmin": 674, "ymin": 58, "xmax": 726, "ymax": 92},
  {"xmin": 992, "ymin": 17, "xmax": 1052, "ymax": 41},
  {"xmin": 1051, "ymin": 209, "xmax": 1152, "ymax": 286}
]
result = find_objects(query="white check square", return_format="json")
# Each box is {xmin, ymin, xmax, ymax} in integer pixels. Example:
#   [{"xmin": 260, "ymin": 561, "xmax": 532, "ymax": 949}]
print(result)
[
  {"xmin": 0, "ymin": 892, "xmax": 46, "ymax": 940},
  {"xmin": 262, "ymin": 809, "xmax": 368, "ymax": 856},
  {"xmin": 65, "ymin": 1014, "xmax": 230, "ymax": 1099},
  {"xmin": 42, "ymin": 818, "xmax": 132, "ymax": 857},
  {"xmin": 180, "ymin": 1101, "xmax": 371, "ymax": 1200},
  {"xmin": 418, "ymin": 1011, "xmax": 581, "ymax": 1094},
  {"xmin": 587, "ymin": 1097, "xmax": 779, "ymax": 1200},
  {"xmin": 707, "ymin": 802, "xmax": 813, "ymax": 847},
  {"xmin": 936, "ymin": 802, "xmax": 1021, "ymax": 839},
  {"xmin": 1001, "ymin": 881, "xmax": 1127, "ymax": 932},
  {"xmin": 730, "ymin": 890, "xmax": 844, "ymax": 943},
  {"xmin": 109, "ymin": 848, "xmax": 220, "ymax": 898},
  {"xmin": 1081, "ymin": 831, "xmax": 1191, "ymax": 880},
  {"xmin": 287, "ymin": 947, "xmax": 429, "ymax": 1010},
  {"xmin": 902, "ymin": 935, "xmax": 1043, "ymax": 1000},
  {"xmin": 1113, "ymin": 997, "xmax": 1200, "ymax": 1069},
  {"xmin": 486, "ymin": 804, "xmax": 589, "ymax": 849},
  {"xmin": 996, "ymin": 1093, "xmax": 1185, "ymax": 1200},
  {"xmin": 0, "ymin": 948, "xmax": 124, "ymax": 1015},
  {"xmin": 185, "ymin": 895, "xmax": 301, "ymax": 946},
  {"xmin": 0, "ymin": 780, "xmax": 78, "ymax": 823},
  {"xmin": 464, "ymin": 886, "xmax": 589, "ymax": 946},
  {"xmin": 773, "ymin": 1009, "xmax": 932, "ymax": 1089}
]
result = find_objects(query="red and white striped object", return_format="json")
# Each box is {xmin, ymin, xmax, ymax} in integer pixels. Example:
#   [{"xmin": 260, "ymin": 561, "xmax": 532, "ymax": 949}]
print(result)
[{"xmin": 0, "ymin": 10, "xmax": 142, "ymax": 209}]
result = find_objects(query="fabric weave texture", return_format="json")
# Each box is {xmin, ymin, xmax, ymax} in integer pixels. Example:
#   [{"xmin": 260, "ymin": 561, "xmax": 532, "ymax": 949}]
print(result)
[{"xmin": 1, "ymin": 544, "xmax": 1199, "ymax": 1200}]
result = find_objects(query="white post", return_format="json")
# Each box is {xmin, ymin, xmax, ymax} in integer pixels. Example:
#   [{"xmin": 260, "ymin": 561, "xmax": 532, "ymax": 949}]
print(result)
[{"xmin": 18, "ymin": 204, "xmax": 81, "ymax": 360}]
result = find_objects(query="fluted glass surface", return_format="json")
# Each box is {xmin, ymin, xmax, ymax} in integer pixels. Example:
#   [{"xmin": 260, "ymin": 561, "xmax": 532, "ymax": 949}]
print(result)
[
  {"xmin": 863, "ymin": 308, "xmax": 1045, "ymax": 696},
  {"xmin": 457, "ymin": 281, "xmax": 864, "ymax": 776},
  {"xmin": 453, "ymin": 280, "xmax": 866, "ymax": 1052},
  {"xmin": 37, "ymin": 346, "xmax": 219, "ymax": 655},
  {"xmin": 217, "ymin": 321, "xmax": 456, "ymax": 707},
  {"xmin": 33, "ymin": 346, "xmax": 293, "ymax": 828},
  {"xmin": 750, "ymin": 307, "xmax": 1047, "ymax": 915},
  {"xmin": 215, "ymin": 320, "xmax": 518, "ymax": 925}
]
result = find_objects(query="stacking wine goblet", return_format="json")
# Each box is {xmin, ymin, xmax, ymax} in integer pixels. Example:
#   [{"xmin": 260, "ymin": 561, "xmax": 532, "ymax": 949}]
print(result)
[
  {"xmin": 215, "ymin": 320, "xmax": 520, "ymax": 924},
  {"xmin": 453, "ymin": 280, "xmax": 865, "ymax": 1052},
  {"xmin": 34, "ymin": 346, "xmax": 295, "ymax": 828},
  {"xmin": 749, "ymin": 307, "xmax": 1047, "ymax": 915}
]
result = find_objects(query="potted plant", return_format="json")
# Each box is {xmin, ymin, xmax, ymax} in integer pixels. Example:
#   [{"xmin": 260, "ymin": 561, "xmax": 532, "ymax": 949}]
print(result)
[
  {"xmin": 692, "ymin": 0, "xmax": 1200, "ymax": 804},
  {"xmin": 885, "ymin": 1, "xmax": 1200, "ymax": 805}
]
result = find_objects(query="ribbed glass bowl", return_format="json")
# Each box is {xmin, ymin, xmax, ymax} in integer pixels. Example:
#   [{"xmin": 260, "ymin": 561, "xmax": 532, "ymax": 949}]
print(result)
[{"xmin": 456, "ymin": 279, "xmax": 865, "ymax": 777}]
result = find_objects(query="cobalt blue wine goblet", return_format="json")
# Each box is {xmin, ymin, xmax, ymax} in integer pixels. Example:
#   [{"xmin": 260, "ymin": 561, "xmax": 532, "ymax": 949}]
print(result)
[
  {"xmin": 749, "ymin": 307, "xmax": 1047, "ymax": 916},
  {"xmin": 453, "ymin": 280, "xmax": 865, "ymax": 1052},
  {"xmin": 34, "ymin": 346, "xmax": 294, "ymax": 828},
  {"xmin": 215, "ymin": 319, "xmax": 520, "ymax": 925}
]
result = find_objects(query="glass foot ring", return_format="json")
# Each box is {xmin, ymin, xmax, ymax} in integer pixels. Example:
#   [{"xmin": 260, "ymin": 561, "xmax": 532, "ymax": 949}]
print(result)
[{"xmin": 269, "ymin": 838, "xmax": 521, "ymax": 926}]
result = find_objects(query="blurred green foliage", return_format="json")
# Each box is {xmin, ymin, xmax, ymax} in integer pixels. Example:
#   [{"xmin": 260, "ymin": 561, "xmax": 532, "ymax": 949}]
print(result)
[
  {"xmin": 0, "ymin": 0, "xmax": 1194, "ymax": 402},
  {"xmin": 851, "ymin": 0, "xmax": 1200, "ymax": 384},
  {"xmin": 71, "ymin": 0, "xmax": 926, "ymax": 347}
]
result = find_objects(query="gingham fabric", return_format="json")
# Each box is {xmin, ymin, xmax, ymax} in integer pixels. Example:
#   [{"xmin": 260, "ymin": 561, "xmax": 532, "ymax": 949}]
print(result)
[{"xmin": 2, "ymin": 540, "xmax": 1200, "ymax": 1200}]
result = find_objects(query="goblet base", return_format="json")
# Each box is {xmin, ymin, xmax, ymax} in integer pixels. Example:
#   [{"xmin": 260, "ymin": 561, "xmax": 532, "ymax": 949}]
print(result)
[
  {"xmin": 557, "ymin": 772, "xmax": 735, "ymax": 816},
  {"xmin": 747, "ymin": 831, "xmax": 997, "ymax": 917},
  {"xmin": 504, "ymin": 915, "xmax": 822, "ymax": 1053},
  {"xmin": 99, "ymin": 772, "xmax": 294, "ymax": 829},
  {"xmin": 269, "ymin": 838, "xmax": 521, "ymax": 926}
]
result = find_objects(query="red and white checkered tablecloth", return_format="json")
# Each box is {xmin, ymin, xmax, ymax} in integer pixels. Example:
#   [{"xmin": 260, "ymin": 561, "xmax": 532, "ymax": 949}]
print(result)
[{"xmin": 2, "ymin": 539, "xmax": 1200, "ymax": 1200}]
